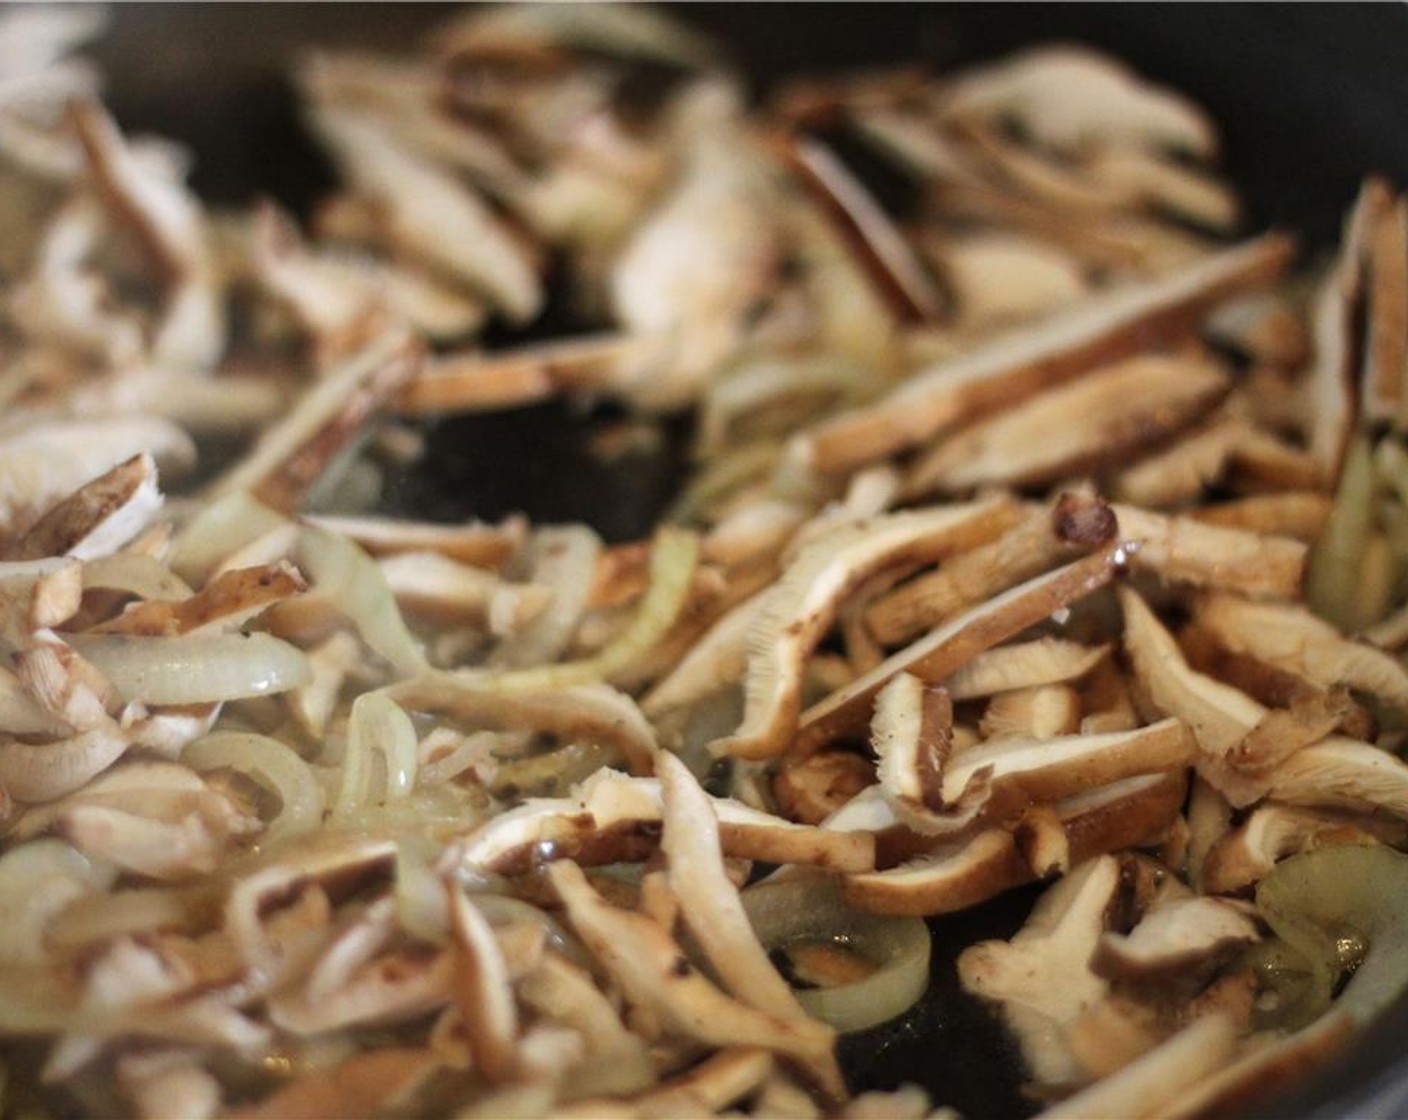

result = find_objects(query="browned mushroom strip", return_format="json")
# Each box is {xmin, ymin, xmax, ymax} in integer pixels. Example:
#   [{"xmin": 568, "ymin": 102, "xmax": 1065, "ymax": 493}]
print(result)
[
  {"xmin": 92, "ymin": 562, "xmax": 306, "ymax": 637},
  {"xmin": 1195, "ymin": 593, "xmax": 1408, "ymax": 712},
  {"xmin": 225, "ymin": 1048, "xmax": 440, "ymax": 1120},
  {"xmin": 3, "ymin": 453, "xmax": 160, "ymax": 563},
  {"xmin": 206, "ymin": 328, "xmax": 422, "ymax": 513},
  {"xmin": 547, "ymin": 859, "xmax": 845, "ymax": 1103},
  {"xmin": 1111, "ymin": 504, "xmax": 1307, "ymax": 599},
  {"xmin": 842, "ymin": 771, "xmax": 1186, "ymax": 916},
  {"xmin": 780, "ymin": 133, "xmax": 945, "ymax": 323},
  {"xmin": 1200, "ymin": 804, "xmax": 1405, "ymax": 895},
  {"xmin": 865, "ymin": 493, "xmax": 1116, "ymax": 648},
  {"xmin": 447, "ymin": 883, "xmax": 519, "ymax": 1083},
  {"xmin": 396, "ymin": 333, "xmax": 649, "ymax": 415},
  {"xmin": 709, "ymin": 498, "xmax": 1018, "ymax": 759},
  {"xmin": 1188, "ymin": 492, "xmax": 1332, "ymax": 543},
  {"xmin": 1361, "ymin": 192, "xmax": 1408, "ymax": 426},
  {"xmin": 946, "ymin": 639, "xmax": 1110, "ymax": 701},
  {"xmin": 791, "ymin": 233, "xmax": 1292, "ymax": 475},
  {"xmin": 907, "ymin": 353, "xmax": 1229, "ymax": 495},
  {"xmin": 798, "ymin": 543, "xmax": 1128, "ymax": 755},
  {"xmin": 871, "ymin": 674, "xmax": 980, "ymax": 835},
  {"xmin": 1091, "ymin": 896, "xmax": 1258, "ymax": 984},
  {"xmin": 657, "ymin": 751, "xmax": 808, "ymax": 1022},
  {"xmin": 943, "ymin": 718, "xmax": 1195, "ymax": 806}
]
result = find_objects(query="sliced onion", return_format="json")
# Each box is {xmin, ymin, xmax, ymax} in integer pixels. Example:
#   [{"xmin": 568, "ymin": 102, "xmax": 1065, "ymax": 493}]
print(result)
[
  {"xmin": 474, "ymin": 525, "xmax": 698, "ymax": 692},
  {"xmin": 69, "ymin": 632, "xmax": 312, "ymax": 704},
  {"xmin": 335, "ymin": 691, "xmax": 418, "ymax": 815},
  {"xmin": 45, "ymin": 885, "xmax": 219, "ymax": 949},
  {"xmin": 170, "ymin": 490, "xmax": 289, "ymax": 586},
  {"xmin": 741, "ymin": 876, "xmax": 930, "ymax": 1033},
  {"xmin": 396, "ymin": 843, "xmax": 449, "ymax": 944},
  {"xmin": 184, "ymin": 731, "xmax": 325, "ymax": 842},
  {"xmin": 81, "ymin": 552, "xmax": 192, "ymax": 601},
  {"xmin": 1254, "ymin": 845, "xmax": 1408, "ymax": 1030},
  {"xmin": 492, "ymin": 524, "xmax": 600, "ymax": 669},
  {"xmin": 0, "ymin": 839, "xmax": 114, "ymax": 965},
  {"xmin": 296, "ymin": 525, "xmax": 428, "ymax": 679}
]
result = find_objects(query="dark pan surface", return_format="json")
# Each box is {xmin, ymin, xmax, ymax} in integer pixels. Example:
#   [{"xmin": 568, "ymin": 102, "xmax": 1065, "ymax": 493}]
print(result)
[{"xmin": 90, "ymin": 6, "xmax": 1408, "ymax": 1117}]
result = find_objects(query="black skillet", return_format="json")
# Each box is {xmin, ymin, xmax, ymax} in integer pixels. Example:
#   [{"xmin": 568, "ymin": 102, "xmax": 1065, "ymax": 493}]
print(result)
[{"xmin": 90, "ymin": 5, "xmax": 1408, "ymax": 1117}]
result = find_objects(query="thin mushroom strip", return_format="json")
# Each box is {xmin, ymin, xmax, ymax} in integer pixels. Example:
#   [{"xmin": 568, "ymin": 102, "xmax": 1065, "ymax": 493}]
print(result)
[{"xmin": 0, "ymin": 8, "xmax": 1406, "ymax": 1119}]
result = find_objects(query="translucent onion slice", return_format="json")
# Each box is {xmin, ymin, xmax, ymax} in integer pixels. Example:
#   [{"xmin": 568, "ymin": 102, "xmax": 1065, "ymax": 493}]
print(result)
[
  {"xmin": 472, "ymin": 525, "xmax": 697, "ymax": 693},
  {"xmin": 296, "ymin": 525, "xmax": 429, "ymax": 679},
  {"xmin": 1254, "ymin": 845, "xmax": 1408, "ymax": 1030},
  {"xmin": 334, "ymin": 691, "xmax": 418, "ymax": 815},
  {"xmin": 184, "ymin": 731, "xmax": 325, "ymax": 842},
  {"xmin": 741, "ymin": 876, "xmax": 930, "ymax": 1032},
  {"xmin": 69, "ymin": 632, "xmax": 312, "ymax": 704}
]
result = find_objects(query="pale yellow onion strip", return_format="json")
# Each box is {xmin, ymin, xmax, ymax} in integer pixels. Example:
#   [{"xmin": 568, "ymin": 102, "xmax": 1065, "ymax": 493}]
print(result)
[
  {"xmin": 467, "ymin": 526, "xmax": 698, "ymax": 694},
  {"xmin": 334, "ymin": 691, "xmax": 419, "ymax": 815},
  {"xmin": 80, "ymin": 553, "xmax": 192, "ymax": 602},
  {"xmin": 67, "ymin": 632, "xmax": 312, "ymax": 705},
  {"xmin": 183, "ymin": 731, "xmax": 325, "ymax": 843},
  {"xmin": 741, "ymin": 877, "xmax": 930, "ymax": 1034},
  {"xmin": 493, "ymin": 524, "xmax": 601, "ymax": 669},
  {"xmin": 657, "ymin": 751, "xmax": 809, "ymax": 1022},
  {"xmin": 296, "ymin": 525, "xmax": 429, "ymax": 679}
]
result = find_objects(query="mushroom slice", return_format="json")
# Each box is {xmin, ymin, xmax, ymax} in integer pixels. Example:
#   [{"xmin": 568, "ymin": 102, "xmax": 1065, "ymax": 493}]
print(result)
[
  {"xmin": 387, "ymin": 675, "xmax": 657, "ymax": 775},
  {"xmin": 907, "ymin": 353, "xmax": 1229, "ymax": 495},
  {"xmin": 1206, "ymin": 292, "xmax": 1311, "ymax": 369},
  {"xmin": 302, "ymin": 513, "xmax": 523, "ymax": 569},
  {"xmin": 1091, "ymin": 896, "xmax": 1258, "ymax": 985},
  {"xmin": 92, "ymin": 562, "xmax": 306, "ymax": 637},
  {"xmin": 941, "ymin": 46, "xmax": 1217, "ymax": 159},
  {"xmin": 944, "ymin": 719, "xmax": 1195, "ymax": 808},
  {"xmin": 70, "ymin": 100, "xmax": 223, "ymax": 371},
  {"xmin": 1307, "ymin": 179, "xmax": 1384, "ymax": 480},
  {"xmin": 947, "ymin": 640, "xmax": 1110, "ymax": 702},
  {"xmin": 1123, "ymin": 587, "xmax": 1408, "ymax": 817},
  {"xmin": 1268, "ymin": 737, "xmax": 1408, "ymax": 822},
  {"xmin": 1195, "ymin": 593, "xmax": 1408, "ymax": 713},
  {"xmin": 1200, "ymin": 803, "xmax": 1404, "ymax": 895},
  {"xmin": 1038, "ymin": 1012, "xmax": 1239, "ymax": 1119},
  {"xmin": 446, "ymin": 884, "xmax": 519, "ymax": 1083},
  {"xmin": 780, "ymin": 133, "xmax": 944, "ymax": 323},
  {"xmin": 1084, "ymin": 147, "xmax": 1239, "ymax": 232},
  {"xmin": 957, "ymin": 854, "xmax": 1122, "ymax": 1087},
  {"xmin": 841, "ymin": 772, "xmax": 1186, "ymax": 917},
  {"xmin": 0, "ymin": 557, "xmax": 83, "ymax": 645},
  {"xmin": 871, "ymin": 674, "xmax": 985, "ymax": 836},
  {"xmin": 444, "ymin": 769, "xmax": 874, "ymax": 877},
  {"xmin": 708, "ymin": 497, "xmax": 1017, "ymax": 759},
  {"xmin": 791, "ymin": 233, "xmax": 1292, "ymax": 475},
  {"xmin": 866, "ymin": 493, "xmax": 1115, "ymax": 647},
  {"xmin": 1187, "ymin": 492, "xmax": 1332, "ymax": 543},
  {"xmin": 377, "ymin": 551, "xmax": 548, "ymax": 631},
  {"xmin": 798, "ymin": 543, "xmax": 1127, "ymax": 755},
  {"xmin": 1361, "ymin": 191, "xmax": 1408, "ymax": 426},
  {"xmin": 311, "ymin": 108, "xmax": 541, "ymax": 322},
  {"xmin": 4, "ymin": 453, "xmax": 160, "ymax": 563},
  {"xmin": 206, "ymin": 327, "xmax": 421, "ymax": 514},
  {"xmin": 640, "ymin": 588, "xmax": 761, "ymax": 717},
  {"xmin": 658, "ymin": 751, "xmax": 807, "ymax": 1022},
  {"xmin": 0, "ymin": 417, "xmax": 194, "ymax": 539},
  {"xmin": 269, "ymin": 947, "xmax": 454, "ymax": 1036},
  {"xmin": 547, "ymin": 859, "xmax": 844, "ymax": 1103},
  {"xmin": 933, "ymin": 231, "xmax": 1089, "ymax": 328},
  {"xmin": 1112, "ymin": 417, "xmax": 1252, "ymax": 509},
  {"xmin": 396, "ymin": 333, "xmax": 650, "ymax": 416},
  {"xmin": 1111, "ymin": 504, "xmax": 1307, "ymax": 599}
]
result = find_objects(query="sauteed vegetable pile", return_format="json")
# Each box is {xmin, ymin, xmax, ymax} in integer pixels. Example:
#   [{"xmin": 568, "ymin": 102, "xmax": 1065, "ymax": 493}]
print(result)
[{"xmin": 0, "ymin": 6, "xmax": 1405, "ymax": 1118}]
